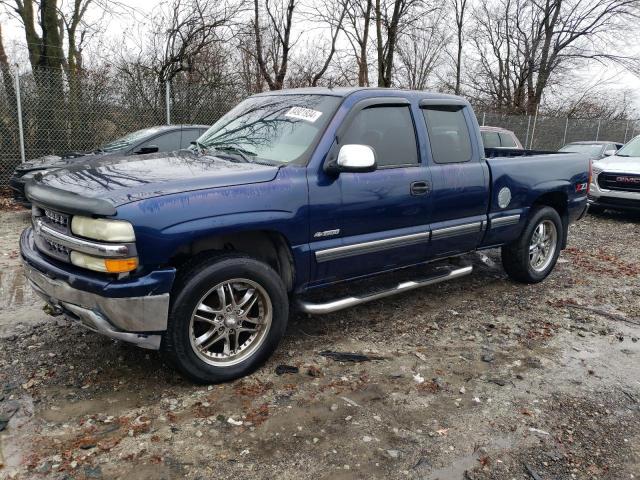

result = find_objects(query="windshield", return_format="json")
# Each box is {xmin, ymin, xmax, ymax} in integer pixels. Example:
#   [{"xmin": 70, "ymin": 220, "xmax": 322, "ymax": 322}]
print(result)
[
  {"xmin": 100, "ymin": 127, "xmax": 165, "ymax": 153},
  {"xmin": 197, "ymin": 94, "xmax": 341, "ymax": 164},
  {"xmin": 559, "ymin": 144, "xmax": 603, "ymax": 156},
  {"xmin": 616, "ymin": 136, "xmax": 640, "ymax": 157}
]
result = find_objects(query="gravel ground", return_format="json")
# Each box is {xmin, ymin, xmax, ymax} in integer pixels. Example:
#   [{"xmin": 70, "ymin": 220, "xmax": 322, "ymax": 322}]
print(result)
[{"xmin": 1, "ymin": 207, "xmax": 639, "ymax": 480}]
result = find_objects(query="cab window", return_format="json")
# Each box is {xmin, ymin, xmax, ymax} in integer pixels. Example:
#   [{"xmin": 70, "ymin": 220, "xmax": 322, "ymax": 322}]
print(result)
[
  {"xmin": 422, "ymin": 107, "xmax": 473, "ymax": 164},
  {"xmin": 341, "ymin": 106, "xmax": 419, "ymax": 167}
]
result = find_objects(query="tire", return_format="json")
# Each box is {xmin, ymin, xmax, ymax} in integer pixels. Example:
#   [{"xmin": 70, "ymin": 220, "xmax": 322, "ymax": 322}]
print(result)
[
  {"xmin": 501, "ymin": 206, "xmax": 563, "ymax": 284},
  {"xmin": 162, "ymin": 253, "xmax": 288, "ymax": 383}
]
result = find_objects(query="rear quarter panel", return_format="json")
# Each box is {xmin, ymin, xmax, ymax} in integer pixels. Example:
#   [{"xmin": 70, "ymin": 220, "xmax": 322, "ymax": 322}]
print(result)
[{"xmin": 481, "ymin": 153, "xmax": 589, "ymax": 247}]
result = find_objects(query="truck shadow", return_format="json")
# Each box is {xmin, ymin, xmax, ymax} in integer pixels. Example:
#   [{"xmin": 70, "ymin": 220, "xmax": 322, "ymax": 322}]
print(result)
[{"xmin": 588, "ymin": 209, "xmax": 640, "ymax": 223}]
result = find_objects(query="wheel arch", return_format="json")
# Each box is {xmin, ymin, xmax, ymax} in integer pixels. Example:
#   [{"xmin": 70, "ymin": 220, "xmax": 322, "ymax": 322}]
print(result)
[
  {"xmin": 169, "ymin": 230, "xmax": 296, "ymax": 292},
  {"xmin": 531, "ymin": 190, "xmax": 569, "ymax": 249}
]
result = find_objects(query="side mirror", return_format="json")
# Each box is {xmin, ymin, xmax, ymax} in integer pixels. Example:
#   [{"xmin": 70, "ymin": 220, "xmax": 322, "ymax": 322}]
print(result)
[
  {"xmin": 604, "ymin": 149, "xmax": 616, "ymax": 157},
  {"xmin": 134, "ymin": 145, "xmax": 159, "ymax": 155},
  {"xmin": 333, "ymin": 144, "xmax": 377, "ymax": 173}
]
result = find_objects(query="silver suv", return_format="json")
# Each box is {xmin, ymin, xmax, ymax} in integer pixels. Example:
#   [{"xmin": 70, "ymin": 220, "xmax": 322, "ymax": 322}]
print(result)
[{"xmin": 589, "ymin": 136, "xmax": 640, "ymax": 213}]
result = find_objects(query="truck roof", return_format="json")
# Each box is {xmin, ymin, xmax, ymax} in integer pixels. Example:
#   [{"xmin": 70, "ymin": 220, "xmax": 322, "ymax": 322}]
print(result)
[{"xmin": 255, "ymin": 86, "xmax": 465, "ymax": 102}]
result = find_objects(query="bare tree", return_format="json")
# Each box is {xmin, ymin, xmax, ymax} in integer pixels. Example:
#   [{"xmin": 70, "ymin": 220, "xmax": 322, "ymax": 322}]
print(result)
[
  {"xmin": 341, "ymin": 0, "xmax": 373, "ymax": 86},
  {"xmin": 114, "ymin": 0, "xmax": 240, "ymax": 124},
  {"xmin": 238, "ymin": 30, "xmax": 266, "ymax": 94},
  {"xmin": 470, "ymin": 0, "xmax": 640, "ymax": 114},
  {"xmin": 396, "ymin": 12, "xmax": 449, "ymax": 90},
  {"xmin": 451, "ymin": 0, "xmax": 467, "ymax": 95},
  {"xmin": 304, "ymin": 0, "xmax": 348, "ymax": 86},
  {"xmin": 2, "ymin": 0, "xmax": 130, "ymax": 76},
  {"xmin": 253, "ymin": 0, "xmax": 296, "ymax": 90},
  {"xmin": 374, "ymin": 0, "xmax": 424, "ymax": 87},
  {"xmin": 146, "ymin": 0, "xmax": 237, "ymax": 83},
  {"xmin": 0, "ymin": 24, "xmax": 14, "ymax": 101}
]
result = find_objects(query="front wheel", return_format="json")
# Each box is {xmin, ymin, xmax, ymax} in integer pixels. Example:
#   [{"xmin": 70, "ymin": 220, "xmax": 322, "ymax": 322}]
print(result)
[
  {"xmin": 501, "ymin": 206, "xmax": 563, "ymax": 283},
  {"xmin": 162, "ymin": 254, "xmax": 289, "ymax": 383}
]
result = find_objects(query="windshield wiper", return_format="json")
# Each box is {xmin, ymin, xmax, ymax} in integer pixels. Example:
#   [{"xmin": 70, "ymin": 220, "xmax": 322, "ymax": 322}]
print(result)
[
  {"xmin": 616, "ymin": 154, "xmax": 631, "ymax": 157},
  {"xmin": 212, "ymin": 145, "xmax": 257, "ymax": 162},
  {"xmin": 190, "ymin": 140, "xmax": 208, "ymax": 154}
]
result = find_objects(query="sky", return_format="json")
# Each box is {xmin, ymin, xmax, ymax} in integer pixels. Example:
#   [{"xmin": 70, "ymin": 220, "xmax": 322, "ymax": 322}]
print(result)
[{"xmin": 2, "ymin": 0, "xmax": 640, "ymax": 111}]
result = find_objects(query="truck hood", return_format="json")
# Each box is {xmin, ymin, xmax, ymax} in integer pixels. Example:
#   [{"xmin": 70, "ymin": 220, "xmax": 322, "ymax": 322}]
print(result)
[
  {"xmin": 33, "ymin": 150, "xmax": 280, "ymax": 207},
  {"xmin": 594, "ymin": 155, "xmax": 640, "ymax": 174}
]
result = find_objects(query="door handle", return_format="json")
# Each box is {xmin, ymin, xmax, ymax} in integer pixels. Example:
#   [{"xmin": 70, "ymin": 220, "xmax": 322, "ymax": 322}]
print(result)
[{"xmin": 410, "ymin": 181, "xmax": 431, "ymax": 196}]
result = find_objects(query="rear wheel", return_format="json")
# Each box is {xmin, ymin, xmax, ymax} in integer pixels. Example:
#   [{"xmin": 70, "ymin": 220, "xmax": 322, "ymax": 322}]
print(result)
[
  {"xmin": 163, "ymin": 254, "xmax": 288, "ymax": 383},
  {"xmin": 502, "ymin": 206, "xmax": 563, "ymax": 283}
]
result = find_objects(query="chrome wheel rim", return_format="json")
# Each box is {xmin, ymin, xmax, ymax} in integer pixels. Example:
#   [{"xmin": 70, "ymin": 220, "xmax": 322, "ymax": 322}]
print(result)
[
  {"xmin": 189, "ymin": 278, "xmax": 272, "ymax": 367},
  {"xmin": 529, "ymin": 220, "xmax": 557, "ymax": 273}
]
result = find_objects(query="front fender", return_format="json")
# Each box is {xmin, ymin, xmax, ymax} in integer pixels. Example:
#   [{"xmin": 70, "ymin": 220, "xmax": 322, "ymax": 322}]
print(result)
[{"xmin": 113, "ymin": 167, "xmax": 310, "ymax": 271}]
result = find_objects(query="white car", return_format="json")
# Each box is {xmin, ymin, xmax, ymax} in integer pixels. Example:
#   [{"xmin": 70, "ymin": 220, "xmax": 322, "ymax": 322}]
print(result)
[{"xmin": 589, "ymin": 136, "xmax": 640, "ymax": 213}]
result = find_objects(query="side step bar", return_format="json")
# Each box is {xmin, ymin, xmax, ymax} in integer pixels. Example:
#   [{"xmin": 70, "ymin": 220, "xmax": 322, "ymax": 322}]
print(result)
[{"xmin": 296, "ymin": 265, "xmax": 473, "ymax": 315}]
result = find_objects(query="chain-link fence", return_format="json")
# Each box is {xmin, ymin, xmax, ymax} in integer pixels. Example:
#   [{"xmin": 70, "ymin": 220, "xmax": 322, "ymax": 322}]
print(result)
[
  {"xmin": 478, "ymin": 112, "xmax": 638, "ymax": 151},
  {"xmin": 1, "ymin": 66, "xmax": 639, "ymax": 187},
  {"xmin": 0, "ymin": 67, "xmax": 239, "ymax": 187}
]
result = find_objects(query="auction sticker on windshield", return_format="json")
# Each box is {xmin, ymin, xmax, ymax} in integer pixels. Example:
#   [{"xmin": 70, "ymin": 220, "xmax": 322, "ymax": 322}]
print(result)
[{"xmin": 285, "ymin": 107, "xmax": 323, "ymax": 123}]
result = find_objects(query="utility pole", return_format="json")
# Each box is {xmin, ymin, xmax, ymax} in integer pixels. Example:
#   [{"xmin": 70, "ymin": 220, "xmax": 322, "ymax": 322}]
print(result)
[
  {"xmin": 165, "ymin": 81, "xmax": 171, "ymax": 125},
  {"xmin": 14, "ymin": 66, "xmax": 25, "ymax": 163}
]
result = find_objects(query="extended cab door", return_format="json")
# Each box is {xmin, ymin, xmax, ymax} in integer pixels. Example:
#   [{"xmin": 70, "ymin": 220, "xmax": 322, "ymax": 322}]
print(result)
[
  {"xmin": 307, "ymin": 98, "xmax": 432, "ymax": 286},
  {"xmin": 419, "ymin": 101, "xmax": 490, "ymax": 257}
]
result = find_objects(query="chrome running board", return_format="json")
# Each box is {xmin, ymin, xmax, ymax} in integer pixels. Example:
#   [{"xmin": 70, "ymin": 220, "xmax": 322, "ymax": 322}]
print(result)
[{"xmin": 297, "ymin": 265, "xmax": 473, "ymax": 315}]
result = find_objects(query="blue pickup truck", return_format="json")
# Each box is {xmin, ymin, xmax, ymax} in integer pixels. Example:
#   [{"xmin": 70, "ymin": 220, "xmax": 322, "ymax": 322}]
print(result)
[{"xmin": 21, "ymin": 88, "xmax": 590, "ymax": 383}]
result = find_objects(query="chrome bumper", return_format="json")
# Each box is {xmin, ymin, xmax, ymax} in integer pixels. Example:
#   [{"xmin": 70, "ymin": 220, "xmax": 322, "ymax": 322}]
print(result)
[{"xmin": 23, "ymin": 261, "xmax": 169, "ymax": 350}]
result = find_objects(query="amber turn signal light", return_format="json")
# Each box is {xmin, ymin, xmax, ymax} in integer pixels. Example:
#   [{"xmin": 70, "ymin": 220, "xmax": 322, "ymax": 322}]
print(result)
[{"xmin": 104, "ymin": 257, "xmax": 138, "ymax": 273}]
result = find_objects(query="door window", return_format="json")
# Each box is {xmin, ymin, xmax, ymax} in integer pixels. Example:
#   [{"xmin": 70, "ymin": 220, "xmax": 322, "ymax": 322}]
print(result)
[
  {"xmin": 341, "ymin": 106, "xmax": 419, "ymax": 167},
  {"xmin": 422, "ymin": 107, "xmax": 473, "ymax": 163},
  {"xmin": 138, "ymin": 131, "xmax": 182, "ymax": 153},
  {"xmin": 180, "ymin": 129, "xmax": 201, "ymax": 149}
]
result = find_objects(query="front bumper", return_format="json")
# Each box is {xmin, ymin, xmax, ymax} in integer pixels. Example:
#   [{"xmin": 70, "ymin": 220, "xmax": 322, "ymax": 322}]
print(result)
[
  {"xmin": 21, "ymin": 227, "xmax": 175, "ymax": 350},
  {"xmin": 589, "ymin": 176, "xmax": 640, "ymax": 212}
]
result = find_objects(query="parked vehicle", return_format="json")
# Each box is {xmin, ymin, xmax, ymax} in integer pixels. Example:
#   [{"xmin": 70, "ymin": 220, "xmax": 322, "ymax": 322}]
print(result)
[
  {"xmin": 480, "ymin": 126, "xmax": 523, "ymax": 149},
  {"xmin": 20, "ymin": 88, "xmax": 589, "ymax": 383},
  {"xmin": 9, "ymin": 125, "xmax": 209, "ymax": 207},
  {"xmin": 588, "ymin": 136, "xmax": 640, "ymax": 213},
  {"xmin": 559, "ymin": 141, "xmax": 623, "ymax": 160}
]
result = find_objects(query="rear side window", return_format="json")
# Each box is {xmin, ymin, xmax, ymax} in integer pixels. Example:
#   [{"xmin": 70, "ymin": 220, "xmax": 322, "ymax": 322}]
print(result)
[
  {"xmin": 341, "ymin": 106, "xmax": 419, "ymax": 167},
  {"xmin": 422, "ymin": 107, "xmax": 472, "ymax": 163},
  {"xmin": 499, "ymin": 132, "xmax": 517, "ymax": 148}
]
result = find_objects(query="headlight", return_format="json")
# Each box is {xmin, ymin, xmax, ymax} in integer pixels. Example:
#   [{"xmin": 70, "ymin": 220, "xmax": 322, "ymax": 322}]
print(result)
[
  {"xmin": 70, "ymin": 251, "xmax": 138, "ymax": 273},
  {"xmin": 21, "ymin": 170, "xmax": 48, "ymax": 180},
  {"xmin": 71, "ymin": 216, "xmax": 135, "ymax": 242}
]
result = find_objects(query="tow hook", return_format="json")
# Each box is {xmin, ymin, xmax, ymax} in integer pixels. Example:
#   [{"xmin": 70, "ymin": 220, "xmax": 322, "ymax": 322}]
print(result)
[{"xmin": 43, "ymin": 303, "xmax": 63, "ymax": 317}]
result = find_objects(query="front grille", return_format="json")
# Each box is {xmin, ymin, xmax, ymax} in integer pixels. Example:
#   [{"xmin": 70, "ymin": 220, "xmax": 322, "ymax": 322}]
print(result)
[
  {"xmin": 42, "ymin": 236, "xmax": 71, "ymax": 257},
  {"xmin": 44, "ymin": 209, "xmax": 70, "ymax": 229},
  {"xmin": 32, "ymin": 207, "xmax": 72, "ymax": 263},
  {"xmin": 597, "ymin": 172, "xmax": 640, "ymax": 192}
]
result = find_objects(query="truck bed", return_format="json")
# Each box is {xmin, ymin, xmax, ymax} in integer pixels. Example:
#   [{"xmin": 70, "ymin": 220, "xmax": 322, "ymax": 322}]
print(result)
[{"xmin": 484, "ymin": 147, "xmax": 561, "ymax": 158}]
